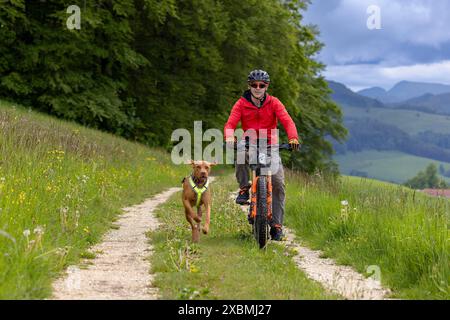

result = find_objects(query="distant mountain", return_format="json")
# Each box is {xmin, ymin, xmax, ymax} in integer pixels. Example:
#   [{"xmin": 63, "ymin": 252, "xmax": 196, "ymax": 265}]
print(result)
[
  {"xmin": 394, "ymin": 92, "xmax": 450, "ymax": 116},
  {"xmin": 389, "ymin": 81, "xmax": 450, "ymax": 102},
  {"xmin": 328, "ymin": 80, "xmax": 450, "ymax": 184},
  {"xmin": 358, "ymin": 81, "xmax": 450, "ymax": 103},
  {"xmin": 328, "ymin": 81, "xmax": 384, "ymax": 109},
  {"xmin": 357, "ymin": 87, "xmax": 387, "ymax": 101}
]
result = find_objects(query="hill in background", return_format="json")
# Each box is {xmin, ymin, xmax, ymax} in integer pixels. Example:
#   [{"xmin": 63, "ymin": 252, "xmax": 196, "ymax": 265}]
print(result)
[
  {"xmin": 393, "ymin": 92, "xmax": 450, "ymax": 116},
  {"xmin": 358, "ymin": 80, "xmax": 450, "ymax": 103},
  {"xmin": 328, "ymin": 80, "xmax": 450, "ymax": 184},
  {"xmin": 328, "ymin": 81, "xmax": 384, "ymax": 109}
]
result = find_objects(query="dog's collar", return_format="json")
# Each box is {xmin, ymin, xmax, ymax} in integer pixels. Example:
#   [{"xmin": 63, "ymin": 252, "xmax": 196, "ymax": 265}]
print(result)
[{"xmin": 188, "ymin": 175, "xmax": 209, "ymax": 207}]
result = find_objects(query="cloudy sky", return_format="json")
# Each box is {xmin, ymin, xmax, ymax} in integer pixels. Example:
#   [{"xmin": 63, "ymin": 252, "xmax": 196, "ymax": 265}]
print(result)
[{"xmin": 303, "ymin": 0, "xmax": 450, "ymax": 91}]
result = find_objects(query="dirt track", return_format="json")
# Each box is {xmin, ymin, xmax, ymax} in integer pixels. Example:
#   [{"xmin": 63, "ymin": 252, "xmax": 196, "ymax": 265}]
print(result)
[
  {"xmin": 52, "ymin": 187, "xmax": 181, "ymax": 300},
  {"xmin": 52, "ymin": 179, "xmax": 392, "ymax": 300},
  {"xmin": 233, "ymin": 192, "xmax": 391, "ymax": 300},
  {"xmin": 282, "ymin": 227, "xmax": 391, "ymax": 299}
]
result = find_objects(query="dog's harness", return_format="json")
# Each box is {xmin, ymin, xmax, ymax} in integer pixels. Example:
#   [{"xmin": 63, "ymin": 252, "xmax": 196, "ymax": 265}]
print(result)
[{"xmin": 188, "ymin": 175, "xmax": 209, "ymax": 208}]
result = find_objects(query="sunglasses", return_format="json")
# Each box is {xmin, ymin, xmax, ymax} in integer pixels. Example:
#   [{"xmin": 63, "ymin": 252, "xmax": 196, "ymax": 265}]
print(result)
[{"xmin": 250, "ymin": 83, "xmax": 267, "ymax": 89}]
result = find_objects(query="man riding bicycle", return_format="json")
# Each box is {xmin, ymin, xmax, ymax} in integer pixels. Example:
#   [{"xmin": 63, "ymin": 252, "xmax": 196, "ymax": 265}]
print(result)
[{"xmin": 224, "ymin": 69, "xmax": 300, "ymax": 241}]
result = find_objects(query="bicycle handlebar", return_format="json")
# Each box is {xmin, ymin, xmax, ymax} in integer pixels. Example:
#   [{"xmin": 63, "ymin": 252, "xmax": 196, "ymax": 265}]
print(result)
[{"xmin": 223, "ymin": 141, "xmax": 293, "ymax": 151}]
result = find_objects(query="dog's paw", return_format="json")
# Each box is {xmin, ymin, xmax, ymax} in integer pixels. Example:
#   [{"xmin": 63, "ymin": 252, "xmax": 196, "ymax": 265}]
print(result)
[{"xmin": 202, "ymin": 225, "xmax": 209, "ymax": 235}]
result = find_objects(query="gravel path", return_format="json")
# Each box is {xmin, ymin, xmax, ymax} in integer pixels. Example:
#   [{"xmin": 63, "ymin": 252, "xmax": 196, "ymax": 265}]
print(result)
[
  {"xmin": 232, "ymin": 191, "xmax": 392, "ymax": 300},
  {"xmin": 51, "ymin": 179, "xmax": 392, "ymax": 300},
  {"xmin": 282, "ymin": 227, "xmax": 391, "ymax": 300},
  {"xmin": 52, "ymin": 187, "xmax": 181, "ymax": 300}
]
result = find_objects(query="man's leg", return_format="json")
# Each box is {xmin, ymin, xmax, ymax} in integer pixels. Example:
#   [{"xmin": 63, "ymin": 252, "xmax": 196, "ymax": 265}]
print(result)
[
  {"xmin": 270, "ymin": 154, "xmax": 285, "ymax": 239},
  {"xmin": 235, "ymin": 144, "xmax": 251, "ymax": 204},
  {"xmin": 235, "ymin": 142, "xmax": 251, "ymax": 187},
  {"xmin": 235, "ymin": 163, "xmax": 251, "ymax": 189}
]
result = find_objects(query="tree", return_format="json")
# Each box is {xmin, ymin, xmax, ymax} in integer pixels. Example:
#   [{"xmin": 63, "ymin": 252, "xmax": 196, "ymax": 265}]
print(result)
[
  {"xmin": 404, "ymin": 164, "xmax": 448, "ymax": 189},
  {"xmin": 0, "ymin": 0, "xmax": 148, "ymax": 134},
  {"xmin": 0, "ymin": 0, "xmax": 347, "ymax": 174}
]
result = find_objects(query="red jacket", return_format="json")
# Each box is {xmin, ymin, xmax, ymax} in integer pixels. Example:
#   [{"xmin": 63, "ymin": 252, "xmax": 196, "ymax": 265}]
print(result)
[{"xmin": 224, "ymin": 91, "xmax": 299, "ymax": 145}]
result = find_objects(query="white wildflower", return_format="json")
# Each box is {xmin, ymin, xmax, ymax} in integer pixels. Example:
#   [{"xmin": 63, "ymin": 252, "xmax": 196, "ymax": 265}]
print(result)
[
  {"xmin": 33, "ymin": 226, "xmax": 44, "ymax": 235},
  {"xmin": 341, "ymin": 200, "xmax": 349, "ymax": 206},
  {"xmin": 81, "ymin": 175, "xmax": 89, "ymax": 184},
  {"xmin": 23, "ymin": 229, "xmax": 31, "ymax": 237}
]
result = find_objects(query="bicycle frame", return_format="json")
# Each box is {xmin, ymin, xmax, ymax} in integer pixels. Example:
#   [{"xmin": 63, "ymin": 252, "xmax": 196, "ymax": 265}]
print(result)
[
  {"xmin": 246, "ymin": 140, "xmax": 290, "ymax": 248},
  {"xmin": 250, "ymin": 169, "xmax": 273, "ymax": 222},
  {"xmin": 226, "ymin": 138, "xmax": 291, "ymax": 248}
]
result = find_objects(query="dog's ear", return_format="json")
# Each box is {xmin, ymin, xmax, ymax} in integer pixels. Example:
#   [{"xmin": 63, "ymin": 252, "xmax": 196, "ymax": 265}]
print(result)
[
  {"xmin": 184, "ymin": 159, "xmax": 195, "ymax": 166},
  {"xmin": 210, "ymin": 161, "xmax": 218, "ymax": 167}
]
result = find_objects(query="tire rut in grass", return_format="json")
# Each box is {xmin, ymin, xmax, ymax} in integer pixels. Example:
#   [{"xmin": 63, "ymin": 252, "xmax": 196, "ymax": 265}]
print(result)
[
  {"xmin": 232, "ymin": 191, "xmax": 392, "ymax": 300},
  {"xmin": 51, "ymin": 187, "xmax": 181, "ymax": 300}
]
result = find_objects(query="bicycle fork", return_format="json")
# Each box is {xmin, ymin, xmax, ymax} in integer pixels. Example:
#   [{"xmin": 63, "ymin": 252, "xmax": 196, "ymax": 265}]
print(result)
[{"xmin": 249, "ymin": 170, "xmax": 273, "ymax": 222}]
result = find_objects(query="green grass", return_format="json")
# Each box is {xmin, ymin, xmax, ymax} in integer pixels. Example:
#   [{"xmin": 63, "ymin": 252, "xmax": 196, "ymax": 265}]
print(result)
[
  {"xmin": 335, "ymin": 150, "xmax": 450, "ymax": 184},
  {"xmin": 149, "ymin": 173, "xmax": 340, "ymax": 300},
  {"xmin": 4, "ymin": 97, "xmax": 448, "ymax": 300},
  {"xmin": 0, "ymin": 100, "xmax": 186, "ymax": 299},
  {"xmin": 285, "ymin": 172, "xmax": 450, "ymax": 299},
  {"xmin": 343, "ymin": 105, "xmax": 450, "ymax": 134}
]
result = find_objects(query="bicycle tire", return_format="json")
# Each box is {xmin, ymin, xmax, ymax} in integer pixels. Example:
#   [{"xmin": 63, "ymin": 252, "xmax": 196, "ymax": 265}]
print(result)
[{"xmin": 254, "ymin": 176, "xmax": 269, "ymax": 249}]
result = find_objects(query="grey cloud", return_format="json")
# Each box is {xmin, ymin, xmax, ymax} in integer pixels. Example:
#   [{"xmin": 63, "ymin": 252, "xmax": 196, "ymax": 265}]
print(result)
[{"xmin": 304, "ymin": 0, "xmax": 450, "ymax": 66}]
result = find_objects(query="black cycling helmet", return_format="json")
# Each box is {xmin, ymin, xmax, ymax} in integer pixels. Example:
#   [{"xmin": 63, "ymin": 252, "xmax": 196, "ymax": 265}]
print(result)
[{"xmin": 247, "ymin": 69, "xmax": 270, "ymax": 83}]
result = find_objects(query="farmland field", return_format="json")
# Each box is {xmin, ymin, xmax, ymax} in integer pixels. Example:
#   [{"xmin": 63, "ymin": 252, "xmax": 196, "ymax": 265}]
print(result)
[
  {"xmin": 342, "ymin": 105, "xmax": 450, "ymax": 135},
  {"xmin": 335, "ymin": 150, "xmax": 450, "ymax": 184}
]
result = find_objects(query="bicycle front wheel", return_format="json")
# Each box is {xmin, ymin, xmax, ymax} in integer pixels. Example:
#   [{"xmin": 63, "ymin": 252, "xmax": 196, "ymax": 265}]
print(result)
[{"xmin": 254, "ymin": 176, "xmax": 269, "ymax": 249}]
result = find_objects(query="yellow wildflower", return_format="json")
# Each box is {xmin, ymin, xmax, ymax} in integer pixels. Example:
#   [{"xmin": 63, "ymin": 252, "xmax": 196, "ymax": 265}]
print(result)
[{"xmin": 18, "ymin": 191, "xmax": 26, "ymax": 203}]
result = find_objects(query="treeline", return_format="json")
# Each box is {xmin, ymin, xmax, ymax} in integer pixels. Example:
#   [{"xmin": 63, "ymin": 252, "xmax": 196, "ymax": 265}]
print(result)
[
  {"xmin": 334, "ymin": 117, "xmax": 450, "ymax": 163},
  {"xmin": 439, "ymin": 164, "xmax": 450, "ymax": 178},
  {"xmin": 394, "ymin": 103, "xmax": 450, "ymax": 116},
  {"xmin": 0, "ymin": 0, "xmax": 346, "ymax": 173},
  {"xmin": 404, "ymin": 164, "xmax": 448, "ymax": 189},
  {"xmin": 417, "ymin": 131, "xmax": 450, "ymax": 150}
]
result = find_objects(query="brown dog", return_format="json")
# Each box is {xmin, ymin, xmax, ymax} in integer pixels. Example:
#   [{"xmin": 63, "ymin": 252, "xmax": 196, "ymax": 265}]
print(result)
[{"xmin": 182, "ymin": 160, "xmax": 215, "ymax": 243}]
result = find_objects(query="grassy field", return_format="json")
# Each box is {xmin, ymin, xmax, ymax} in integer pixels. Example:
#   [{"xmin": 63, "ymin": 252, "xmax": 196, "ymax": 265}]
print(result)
[
  {"xmin": 335, "ymin": 150, "xmax": 450, "ymax": 184},
  {"xmin": 284, "ymin": 172, "xmax": 449, "ymax": 299},
  {"xmin": 2, "ymin": 99, "xmax": 448, "ymax": 300},
  {"xmin": 342, "ymin": 105, "xmax": 450, "ymax": 135},
  {"xmin": 0, "ymin": 100, "xmax": 186, "ymax": 299},
  {"xmin": 149, "ymin": 173, "xmax": 340, "ymax": 300}
]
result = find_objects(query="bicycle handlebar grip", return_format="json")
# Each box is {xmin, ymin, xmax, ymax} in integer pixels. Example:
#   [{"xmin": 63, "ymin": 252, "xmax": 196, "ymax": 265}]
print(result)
[{"xmin": 279, "ymin": 143, "xmax": 292, "ymax": 150}]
